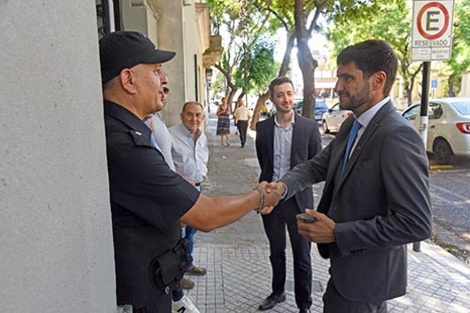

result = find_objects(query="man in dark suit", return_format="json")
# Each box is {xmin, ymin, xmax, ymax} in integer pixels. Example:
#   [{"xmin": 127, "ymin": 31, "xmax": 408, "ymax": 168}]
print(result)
[
  {"xmin": 255, "ymin": 77, "xmax": 322, "ymax": 313},
  {"xmin": 266, "ymin": 40, "xmax": 432, "ymax": 313}
]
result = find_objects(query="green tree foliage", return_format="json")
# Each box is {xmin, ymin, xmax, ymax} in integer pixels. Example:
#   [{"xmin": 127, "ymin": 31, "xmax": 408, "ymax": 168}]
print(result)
[
  {"xmin": 233, "ymin": 37, "xmax": 279, "ymax": 96},
  {"xmin": 209, "ymin": 0, "xmax": 406, "ymax": 124},
  {"xmin": 208, "ymin": 0, "xmax": 278, "ymax": 111},
  {"xmin": 326, "ymin": 0, "xmax": 422, "ymax": 106},
  {"xmin": 327, "ymin": 0, "xmax": 470, "ymax": 101},
  {"xmin": 441, "ymin": 0, "xmax": 470, "ymax": 96}
]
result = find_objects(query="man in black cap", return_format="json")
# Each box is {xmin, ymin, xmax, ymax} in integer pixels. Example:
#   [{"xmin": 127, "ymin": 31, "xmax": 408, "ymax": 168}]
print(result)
[{"xmin": 100, "ymin": 31, "xmax": 278, "ymax": 313}]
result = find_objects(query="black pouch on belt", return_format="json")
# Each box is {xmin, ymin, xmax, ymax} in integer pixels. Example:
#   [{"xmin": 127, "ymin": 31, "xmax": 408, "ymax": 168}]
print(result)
[{"xmin": 149, "ymin": 238, "xmax": 190, "ymax": 293}]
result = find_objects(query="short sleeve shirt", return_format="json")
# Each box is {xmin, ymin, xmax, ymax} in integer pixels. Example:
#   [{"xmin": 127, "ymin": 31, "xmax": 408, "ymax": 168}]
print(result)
[
  {"xmin": 105, "ymin": 101, "xmax": 200, "ymax": 230},
  {"xmin": 233, "ymin": 106, "xmax": 251, "ymax": 121}
]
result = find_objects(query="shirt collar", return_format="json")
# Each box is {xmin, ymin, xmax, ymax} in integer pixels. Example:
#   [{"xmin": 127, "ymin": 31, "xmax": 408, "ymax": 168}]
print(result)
[
  {"xmin": 274, "ymin": 110, "xmax": 296, "ymax": 127},
  {"xmin": 104, "ymin": 100, "xmax": 152, "ymax": 138},
  {"xmin": 180, "ymin": 123, "xmax": 201, "ymax": 138},
  {"xmin": 356, "ymin": 97, "xmax": 390, "ymax": 128}
]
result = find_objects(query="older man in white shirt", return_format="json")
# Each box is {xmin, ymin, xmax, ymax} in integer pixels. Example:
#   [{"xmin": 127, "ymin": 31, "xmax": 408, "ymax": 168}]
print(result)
[{"xmin": 169, "ymin": 101, "xmax": 209, "ymax": 277}]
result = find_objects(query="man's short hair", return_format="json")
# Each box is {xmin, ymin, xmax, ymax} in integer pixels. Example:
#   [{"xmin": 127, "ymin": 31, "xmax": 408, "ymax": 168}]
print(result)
[
  {"xmin": 268, "ymin": 77, "xmax": 294, "ymax": 98},
  {"xmin": 337, "ymin": 40, "xmax": 398, "ymax": 96},
  {"xmin": 182, "ymin": 101, "xmax": 204, "ymax": 113}
]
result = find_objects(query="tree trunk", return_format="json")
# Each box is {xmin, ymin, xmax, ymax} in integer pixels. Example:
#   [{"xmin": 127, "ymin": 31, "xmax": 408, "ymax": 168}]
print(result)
[
  {"xmin": 406, "ymin": 88, "xmax": 413, "ymax": 107},
  {"xmin": 295, "ymin": 0, "xmax": 317, "ymax": 119},
  {"xmin": 226, "ymin": 88, "xmax": 238, "ymax": 113},
  {"xmin": 250, "ymin": 92, "xmax": 270, "ymax": 130},
  {"xmin": 237, "ymin": 91, "xmax": 246, "ymax": 102},
  {"xmin": 448, "ymin": 74, "xmax": 456, "ymax": 97},
  {"xmin": 278, "ymin": 31, "xmax": 296, "ymax": 77}
]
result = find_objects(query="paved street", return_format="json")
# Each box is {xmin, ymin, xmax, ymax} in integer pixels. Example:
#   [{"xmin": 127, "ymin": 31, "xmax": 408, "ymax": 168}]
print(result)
[
  {"xmin": 180, "ymin": 111, "xmax": 470, "ymax": 313},
  {"xmin": 429, "ymin": 167, "xmax": 470, "ymax": 263}
]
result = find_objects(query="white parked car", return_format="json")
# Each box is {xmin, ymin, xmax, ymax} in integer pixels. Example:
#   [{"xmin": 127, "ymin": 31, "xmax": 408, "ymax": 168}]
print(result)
[
  {"xmin": 401, "ymin": 97, "xmax": 470, "ymax": 164},
  {"xmin": 322, "ymin": 102, "xmax": 352, "ymax": 134}
]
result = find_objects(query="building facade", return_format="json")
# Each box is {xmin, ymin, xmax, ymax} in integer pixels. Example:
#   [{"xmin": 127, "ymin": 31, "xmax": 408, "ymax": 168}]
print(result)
[{"xmin": 0, "ymin": 0, "xmax": 220, "ymax": 311}]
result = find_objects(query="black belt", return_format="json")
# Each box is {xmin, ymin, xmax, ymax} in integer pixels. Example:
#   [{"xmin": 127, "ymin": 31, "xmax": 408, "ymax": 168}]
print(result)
[{"xmin": 195, "ymin": 182, "xmax": 202, "ymax": 187}]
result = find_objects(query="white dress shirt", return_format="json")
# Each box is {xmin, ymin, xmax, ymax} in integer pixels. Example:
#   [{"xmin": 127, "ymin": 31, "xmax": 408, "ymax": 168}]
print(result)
[
  {"xmin": 272, "ymin": 112, "xmax": 295, "ymax": 181},
  {"xmin": 169, "ymin": 123, "xmax": 209, "ymax": 183}
]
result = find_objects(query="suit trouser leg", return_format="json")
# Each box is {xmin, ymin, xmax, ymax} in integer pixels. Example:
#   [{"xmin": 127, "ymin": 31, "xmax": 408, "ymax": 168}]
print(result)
[
  {"xmin": 261, "ymin": 205, "xmax": 287, "ymax": 295},
  {"xmin": 323, "ymin": 278, "xmax": 387, "ymax": 313},
  {"xmin": 285, "ymin": 203, "xmax": 313, "ymax": 309}
]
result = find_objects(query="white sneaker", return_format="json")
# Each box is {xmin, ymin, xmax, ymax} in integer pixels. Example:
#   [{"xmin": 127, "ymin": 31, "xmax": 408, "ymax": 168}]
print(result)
[{"xmin": 173, "ymin": 295, "xmax": 200, "ymax": 313}]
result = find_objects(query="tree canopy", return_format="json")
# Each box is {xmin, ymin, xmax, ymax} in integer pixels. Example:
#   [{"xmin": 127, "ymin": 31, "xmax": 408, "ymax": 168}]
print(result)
[{"xmin": 326, "ymin": 0, "xmax": 470, "ymax": 101}]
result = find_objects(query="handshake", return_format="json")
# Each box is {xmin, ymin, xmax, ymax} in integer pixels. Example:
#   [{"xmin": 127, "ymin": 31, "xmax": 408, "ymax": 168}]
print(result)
[
  {"xmin": 253, "ymin": 181, "xmax": 286, "ymax": 215},
  {"xmin": 253, "ymin": 181, "xmax": 335, "ymax": 243}
]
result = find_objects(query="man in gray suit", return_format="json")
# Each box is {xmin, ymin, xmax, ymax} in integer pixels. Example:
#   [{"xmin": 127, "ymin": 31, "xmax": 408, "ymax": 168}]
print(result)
[{"xmin": 266, "ymin": 40, "xmax": 432, "ymax": 313}]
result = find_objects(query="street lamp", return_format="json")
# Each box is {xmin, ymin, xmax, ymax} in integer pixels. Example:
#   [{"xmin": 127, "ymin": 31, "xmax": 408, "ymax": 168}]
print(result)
[{"xmin": 205, "ymin": 67, "xmax": 213, "ymax": 84}]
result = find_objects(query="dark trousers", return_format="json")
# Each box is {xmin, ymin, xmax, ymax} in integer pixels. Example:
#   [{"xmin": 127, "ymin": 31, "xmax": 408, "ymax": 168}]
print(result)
[
  {"xmin": 323, "ymin": 278, "xmax": 387, "ymax": 313},
  {"xmin": 261, "ymin": 198, "xmax": 313, "ymax": 309},
  {"xmin": 236, "ymin": 120, "xmax": 248, "ymax": 147}
]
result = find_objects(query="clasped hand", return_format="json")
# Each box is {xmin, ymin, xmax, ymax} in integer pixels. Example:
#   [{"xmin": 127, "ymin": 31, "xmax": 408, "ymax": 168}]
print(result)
[
  {"xmin": 256, "ymin": 181, "xmax": 336, "ymax": 243},
  {"xmin": 253, "ymin": 181, "xmax": 283, "ymax": 214}
]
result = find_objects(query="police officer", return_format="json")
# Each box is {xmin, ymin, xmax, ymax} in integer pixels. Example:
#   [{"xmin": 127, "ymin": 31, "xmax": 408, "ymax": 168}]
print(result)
[{"xmin": 100, "ymin": 31, "xmax": 277, "ymax": 313}]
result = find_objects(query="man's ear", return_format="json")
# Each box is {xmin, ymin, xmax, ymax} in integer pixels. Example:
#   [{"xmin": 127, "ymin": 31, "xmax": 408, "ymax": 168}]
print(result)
[
  {"xmin": 119, "ymin": 69, "xmax": 137, "ymax": 94},
  {"xmin": 371, "ymin": 71, "xmax": 387, "ymax": 90}
]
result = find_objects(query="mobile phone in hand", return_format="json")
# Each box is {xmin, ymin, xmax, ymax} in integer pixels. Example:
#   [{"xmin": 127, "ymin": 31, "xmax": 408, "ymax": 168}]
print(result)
[{"xmin": 296, "ymin": 213, "xmax": 317, "ymax": 223}]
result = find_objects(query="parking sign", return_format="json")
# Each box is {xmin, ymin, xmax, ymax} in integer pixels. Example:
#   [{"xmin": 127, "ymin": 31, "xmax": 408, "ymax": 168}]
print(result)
[{"xmin": 411, "ymin": 0, "xmax": 454, "ymax": 61}]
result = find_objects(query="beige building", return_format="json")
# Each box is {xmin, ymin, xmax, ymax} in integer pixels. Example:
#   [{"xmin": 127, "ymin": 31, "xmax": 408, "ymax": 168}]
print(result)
[{"xmin": 0, "ymin": 0, "xmax": 220, "ymax": 311}]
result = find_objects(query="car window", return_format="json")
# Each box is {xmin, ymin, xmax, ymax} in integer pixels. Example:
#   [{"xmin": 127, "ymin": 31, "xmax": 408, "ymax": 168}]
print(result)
[
  {"xmin": 330, "ymin": 103, "xmax": 340, "ymax": 112},
  {"xmin": 428, "ymin": 102, "xmax": 443, "ymax": 119},
  {"xmin": 451, "ymin": 100, "xmax": 470, "ymax": 116},
  {"xmin": 402, "ymin": 105, "xmax": 419, "ymax": 120}
]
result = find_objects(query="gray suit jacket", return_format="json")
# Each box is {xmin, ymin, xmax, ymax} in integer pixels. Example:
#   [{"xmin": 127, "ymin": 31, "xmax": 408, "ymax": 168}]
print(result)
[{"xmin": 282, "ymin": 101, "xmax": 432, "ymax": 303}]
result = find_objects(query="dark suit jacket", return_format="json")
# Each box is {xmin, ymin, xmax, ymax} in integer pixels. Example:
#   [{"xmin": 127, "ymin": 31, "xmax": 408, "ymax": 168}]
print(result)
[
  {"xmin": 256, "ymin": 113, "xmax": 322, "ymax": 211},
  {"xmin": 281, "ymin": 101, "xmax": 432, "ymax": 303}
]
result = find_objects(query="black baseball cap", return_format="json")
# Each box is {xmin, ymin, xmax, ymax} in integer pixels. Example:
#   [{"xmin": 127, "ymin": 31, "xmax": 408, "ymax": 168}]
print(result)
[{"xmin": 99, "ymin": 31, "xmax": 176, "ymax": 84}]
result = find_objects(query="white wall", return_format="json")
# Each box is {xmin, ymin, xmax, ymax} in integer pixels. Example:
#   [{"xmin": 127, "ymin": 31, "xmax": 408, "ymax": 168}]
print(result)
[{"xmin": 0, "ymin": 1, "xmax": 116, "ymax": 312}]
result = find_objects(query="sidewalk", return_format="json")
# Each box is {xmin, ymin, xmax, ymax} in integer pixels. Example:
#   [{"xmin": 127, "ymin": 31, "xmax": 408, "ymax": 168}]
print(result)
[{"xmin": 184, "ymin": 111, "xmax": 470, "ymax": 313}]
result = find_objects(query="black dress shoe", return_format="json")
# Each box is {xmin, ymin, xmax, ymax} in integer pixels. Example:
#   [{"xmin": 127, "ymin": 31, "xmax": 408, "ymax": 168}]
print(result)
[
  {"xmin": 258, "ymin": 293, "xmax": 286, "ymax": 311},
  {"xmin": 299, "ymin": 309, "xmax": 311, "ymax": 313}
]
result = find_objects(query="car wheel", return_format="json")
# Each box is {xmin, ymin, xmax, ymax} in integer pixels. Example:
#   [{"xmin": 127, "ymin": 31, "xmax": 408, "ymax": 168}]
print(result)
[
  {"xmin": 322, "ymin": 121, "xmax": 330, "ymax": 134},
  {"xmin": 433, "ymin": 138, "xmax": 456, "ymax": 165}
]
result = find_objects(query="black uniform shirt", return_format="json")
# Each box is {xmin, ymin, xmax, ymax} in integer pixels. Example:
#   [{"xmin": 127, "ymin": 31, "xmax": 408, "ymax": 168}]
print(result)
[{"xmin": 104, "ymin": 100, "xmax": 200, "ymax": 310}]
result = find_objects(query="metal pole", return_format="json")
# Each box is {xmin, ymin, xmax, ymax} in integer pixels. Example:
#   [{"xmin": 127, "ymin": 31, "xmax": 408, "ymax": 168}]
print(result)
[
  {"xmin": 413, "ymin": 61, "xmax": 431, "ymax": 253},
  {"xmin": 419, "ymin": 61, "xmax": 431, "ymax": 145}
]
